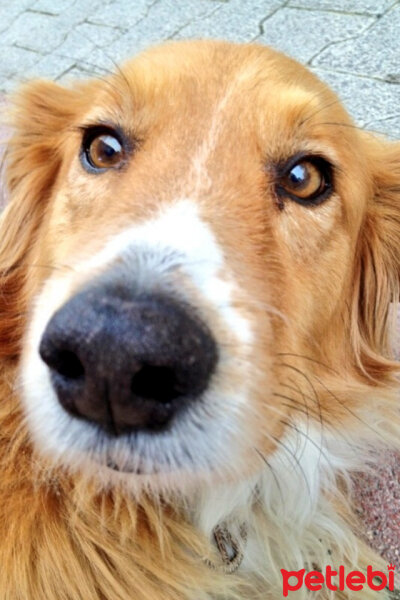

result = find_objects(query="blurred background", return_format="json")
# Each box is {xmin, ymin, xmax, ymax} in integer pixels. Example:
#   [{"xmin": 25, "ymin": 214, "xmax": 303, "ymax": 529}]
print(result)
[
  {"xmin": 0, "ymin": 0, "xmax": 400, "ymax": 137},
  {"xmin": 0, "ymin": 0, "xmax": 399, "ymax": 568}
]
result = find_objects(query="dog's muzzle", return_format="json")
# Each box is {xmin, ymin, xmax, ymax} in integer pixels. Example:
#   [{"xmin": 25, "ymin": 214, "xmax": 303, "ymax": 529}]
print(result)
[{"xmin": 39, "ymin": 286, "xmax": 218, "ymax": 435}]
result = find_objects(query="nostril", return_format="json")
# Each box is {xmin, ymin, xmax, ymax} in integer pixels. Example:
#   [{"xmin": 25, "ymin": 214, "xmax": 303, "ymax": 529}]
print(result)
[
  {"xmin": 44, "ymin": 348, "xmax": 85, "ymax": 380},
  {"xmin": 131, "ymin": 365, "xmax": 182, "ymax": 403},
  {"xmin": 55, "ymin": 350, "xmax": 85, "ymax": 379}
]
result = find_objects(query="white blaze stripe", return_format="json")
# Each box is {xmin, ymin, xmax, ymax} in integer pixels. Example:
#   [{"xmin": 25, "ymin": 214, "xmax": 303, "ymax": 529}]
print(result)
[{"xmin": 78, "ymin": 199, "xmax": 253, "ymax": 344}]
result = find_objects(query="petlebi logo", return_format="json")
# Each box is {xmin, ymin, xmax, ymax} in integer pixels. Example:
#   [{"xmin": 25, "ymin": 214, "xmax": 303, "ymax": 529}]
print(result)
[{"xmin": 280, "ymin": 564, "xmax": 396, "ymax": 597}]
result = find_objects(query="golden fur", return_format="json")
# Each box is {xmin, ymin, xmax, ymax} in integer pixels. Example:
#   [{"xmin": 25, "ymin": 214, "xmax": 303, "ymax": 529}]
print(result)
[{"xmin": 0, "ymin": 40, "xmax": 400, "ymax": 599}]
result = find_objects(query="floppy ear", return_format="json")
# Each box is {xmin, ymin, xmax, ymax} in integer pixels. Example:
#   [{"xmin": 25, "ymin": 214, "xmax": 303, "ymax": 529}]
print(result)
[
  {"xmin": 352, "ymin": 136, "xmax": 400, "ymax": 377},
  {"xmin": 0, "ymin": 81, "xmax": 85, "ymax": 360}
]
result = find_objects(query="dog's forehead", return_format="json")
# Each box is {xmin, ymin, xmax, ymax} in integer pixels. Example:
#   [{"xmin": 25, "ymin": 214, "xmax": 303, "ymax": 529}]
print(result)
[{"xmin": 82, "ymin": 41, "xmax": 350, "ymax": 147}]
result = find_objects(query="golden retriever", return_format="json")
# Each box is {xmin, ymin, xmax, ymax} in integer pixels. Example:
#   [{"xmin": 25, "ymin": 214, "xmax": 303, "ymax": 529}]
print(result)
[{"xmin": 0, "ymin": 40, "xmax": 399, "ymax": 600}]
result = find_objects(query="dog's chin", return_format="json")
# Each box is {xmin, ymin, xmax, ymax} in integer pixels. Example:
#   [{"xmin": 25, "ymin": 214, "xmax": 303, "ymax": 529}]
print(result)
[
  {"xmin": 34, "ymin": 424, "xmax": 214, "ymax": 483},
  {"xmin": 57, "ymin": 445, "xmax": 222, "ymax": 498},
  {"xmin": 21, "ymin": 354, "xmax": 252, "ymax": 494},
  {"xmin": 21, "ymin": 386, "xmax": 241, "ymax": 494}
]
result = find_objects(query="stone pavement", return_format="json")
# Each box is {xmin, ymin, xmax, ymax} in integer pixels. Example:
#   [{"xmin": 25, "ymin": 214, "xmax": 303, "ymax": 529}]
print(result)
[{"xmin": 0, "ymin": 0, "xmax": 400, "ymax": 138}]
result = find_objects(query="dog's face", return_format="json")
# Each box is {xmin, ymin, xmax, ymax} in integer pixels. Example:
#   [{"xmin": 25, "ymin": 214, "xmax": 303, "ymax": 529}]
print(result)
[{"xmin": 2, "ymin": 41, "xmax": 400, "ymax": 494}]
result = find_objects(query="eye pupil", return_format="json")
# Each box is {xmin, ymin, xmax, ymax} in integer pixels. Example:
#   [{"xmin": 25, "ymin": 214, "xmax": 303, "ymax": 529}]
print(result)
[
  {"xmin": 81, "ymin": 129, "xmax": 127, "ymax": 172},
  {"xmin": 99, "ymin": 135, "xmax": 120, "ymax": 158},
  {"xmin": 90, "ymin": 135, "xmax": 122, "ymax": 167},
  {"xmin": 288, "ymin": 164, "xmax": 309, "ymax": 188},
  {"xmin": 276, "ymin": 157, "xmax": 332, "ymax": 205}
]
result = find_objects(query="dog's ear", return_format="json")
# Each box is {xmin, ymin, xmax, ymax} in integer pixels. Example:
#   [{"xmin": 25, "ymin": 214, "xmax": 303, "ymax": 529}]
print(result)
[
  {"xmin": 0, "ymin": 80, "xmax": 91, "ymax": 360},
  {"xmin": 352, "ymin": 136, "xmax": 400, "ymax": 377}
]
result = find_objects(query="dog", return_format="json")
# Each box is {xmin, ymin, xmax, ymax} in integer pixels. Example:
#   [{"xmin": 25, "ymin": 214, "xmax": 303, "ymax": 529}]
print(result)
[{"xmin": 0, "ymin": 40, "xmax": 399, "ymax": 599}]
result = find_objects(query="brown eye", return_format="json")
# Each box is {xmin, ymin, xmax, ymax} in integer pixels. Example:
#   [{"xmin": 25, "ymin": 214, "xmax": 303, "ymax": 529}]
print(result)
[
  {"xmin": 81, "ymin": 127, "xmax": 127, "ymax": 172},
  {"xmin": 276, "ymin": 157, "xmax": 333, "ymax": 206}
]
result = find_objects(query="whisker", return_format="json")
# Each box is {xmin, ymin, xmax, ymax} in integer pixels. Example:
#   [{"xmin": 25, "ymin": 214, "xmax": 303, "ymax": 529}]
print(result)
[
  {"xmin": 314, "ymin": 121, "xmax": 380, "ymax": 135},
  {"xmin": 313, "ymin": 374, "xmax": 393, "ymax": 445},
  {"xmin": 277, "ymin": 352, "xmax": 337, "ymax": 375},
  {"xmin": 273, "ymin": 391, "xmax": 322, "ymax": 425},
  {"xmin": 280, "ymin": 418, "xmax": 333, "ymax": 470},
  {"xmin": 268, "ymin": 432, "xmax": 312, "ymax": 498},
  {"xmin": 254, "ymin": 447, "xmax": 284, "ymax": 504},
  {"xmin": 298, "ymin": 96, "xmax": 346, "ymax": 128}
]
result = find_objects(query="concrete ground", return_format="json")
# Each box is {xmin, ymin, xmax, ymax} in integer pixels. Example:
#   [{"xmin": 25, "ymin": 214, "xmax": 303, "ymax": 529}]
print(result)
[
  {"xmin": 1, "ymin": 0, "xmax": 400, "ymax": 569},
  {"xmin": 1, "ymin": 0, "xmax": 400, "ymax": 139}
]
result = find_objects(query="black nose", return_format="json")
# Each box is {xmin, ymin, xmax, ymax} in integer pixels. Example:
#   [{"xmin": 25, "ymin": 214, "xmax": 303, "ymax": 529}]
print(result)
[{"xmin": 39, "ymin": 288, "xmax": 218, "ymax": 434}]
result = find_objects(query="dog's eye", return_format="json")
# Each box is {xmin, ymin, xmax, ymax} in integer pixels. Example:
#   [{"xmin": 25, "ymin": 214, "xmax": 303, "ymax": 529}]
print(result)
[
  {"xmin": 81, "ymin": 128, "xmax": 127, "ymax": 172},
  {"xmin": 276, "ymin": 157, "xmax": 333, "ymax": 206},
  {"xmin": 88, "ymin": 134, "xmax": 123, "ymax": 168}
]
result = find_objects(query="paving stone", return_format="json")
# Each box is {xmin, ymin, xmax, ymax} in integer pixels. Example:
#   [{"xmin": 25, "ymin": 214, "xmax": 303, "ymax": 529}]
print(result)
[
  {"xmin": 86, "ymin": 0, "xmax": 153, "ymax": 29},
  {"xmin": 32, "ymin": 0, "xmax": 84, "ymax": 14},
  {"xmin": 46, "ymin": 0, "xmax": 106, "ymax": 29},
  {"xmin": 0, "ymin": 0, "xmax": 33, "ymax": 16},
  {"xmin": 0, "ymin": 44, "xmax": 39, "ymax": 78},
  {"xmin": 73, "ymin": 49, "xmax": 121, "ymax": 76},
  {"xmin": 312, "ymin": 67, "xmax": 400, "ymax": 133},
  {"xmin": 28, "ymin": 54, "xmax": 75, "ymax": 80},
  {"xmin": 54, "ymin": 22, "xmax": 121, "ymax": 62},
  {"xmin": 0, "ymin": 2, "xmax": 30, "ymax": 34},
  {"xmin": 70, "ymin": 60, "xmax": 111, "ymax": 77},
  {"xmin": 0, "ymin": 76, "xmax": 22, "ymax": 95},
  {"xmin": 2, "ymin": 11, "xmax": 69, "ymax": 53},
  {"xmin": 73, "ymin": 22, "xmax": 121, "ymax": 47},
  {"xmin": 51, "ymin": 41, "xmax": 125, "ymax": 80},
  {"xmin": 288, "ymin": 0, "xmax": 395, "ymax": 16},
  {"xmin": 70, "ymin": 52, "xmax": 118, "ymax": 77},
  {"xmin": 110, "ymin": 0, "xmax": 218, "ymax": 62},
  {"xmin": 0, "ymin": 0, "xmax": 33, "ymax": 7},
  {"xmin": 312, "ymin": 4, "xmax": 400, "ymax": 80},
  {"xmin": 258, "ymin": 7, "xmax": 374, "ymax": 64},
  {"xmin": 27, "ymin": 0, "xmax": 106, "ymax": 34},
  {"xmin": 366, "ymin": 115, "xmax": 400, "ymax": 140},
  {"xmin": 176, "ymin": 0, "xmax": 283, "ymax": 42},
  {"xmin": 57, "ymin": 65, "xmax": 99, "ymax": 84}
]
